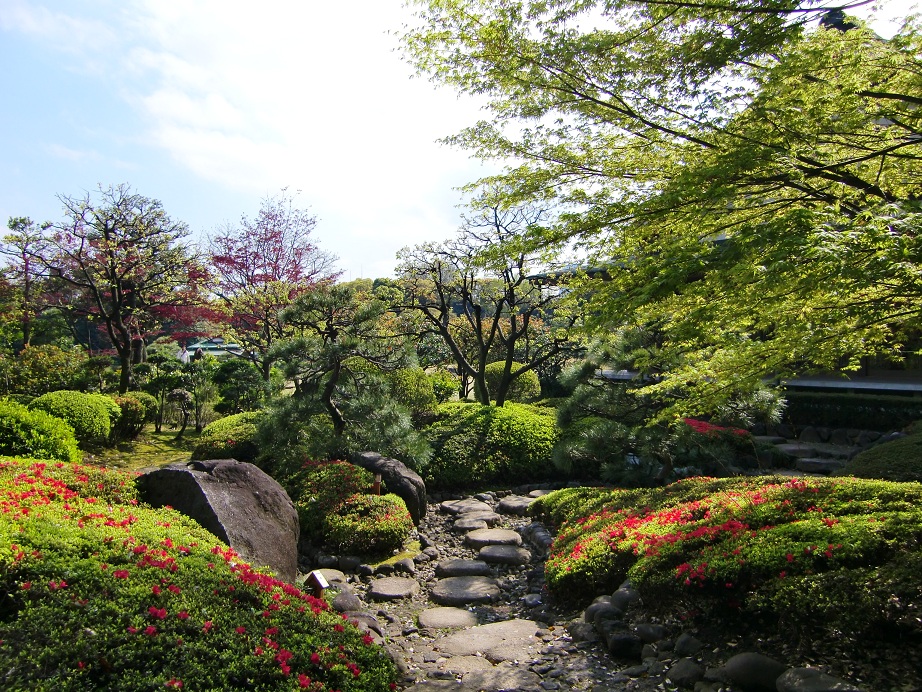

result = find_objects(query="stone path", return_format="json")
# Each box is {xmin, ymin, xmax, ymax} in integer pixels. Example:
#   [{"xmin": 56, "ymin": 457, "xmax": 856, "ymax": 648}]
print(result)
[{"xmin": 317, "ymin": 489, "xmax": 633, "ymax": 691}]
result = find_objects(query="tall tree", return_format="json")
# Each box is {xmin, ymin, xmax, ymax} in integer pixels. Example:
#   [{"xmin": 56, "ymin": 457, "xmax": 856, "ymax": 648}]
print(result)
[
  {"xmin": 402, "ymin": 2, "xmax": 922, "ymax": 417},
  {"xmin": 2, "ymin": 217, "xmax": 45, "ymax": 349},
  {"xmin": 397, "ymin": 201, "xmax": 578, "ymax": 406},
  {"xmin": 31, "ymin": 184, "xmax": 204, "ymax": 393},
  {"xmin": 209, "ymin": 190, "xmax": 339, "ymax": 380}
]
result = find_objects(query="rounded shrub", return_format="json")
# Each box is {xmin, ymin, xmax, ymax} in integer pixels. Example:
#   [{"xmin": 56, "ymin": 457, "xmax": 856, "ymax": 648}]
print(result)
[
  {"xmin": 288, "ymin": 460, "xmax": 375, "ymax": 539},
  {"xmin": 424, "ymin": 402, "xmax": 559, "ymax": 489},
  {"xmin": 484, "ymin": 361, "xmax": 541, "ymax": 402},
  {"xmin": 841, "ymin": 431, "xmax": 922, "ymax": 482},
  {"xmin": 127, "ymin": 390, "xmax": 159, "ymax": 423},
  {"xmin": 323, "ymin": 493, "xmax": 414, "ymax": 556},
  {"xmin": 90, "ymin": 393, "xmax": 122, "ymax": 436},
  {"xmin": 388, "ymin": 367, "xmax": 438, "ymax": 422},
  {"xmin": 191, "ymin": 411, "xmax": 263, "ymax": 464},
  {"xmin": 109, "ymin": 394, "xmax": 146, "ymax": 442},
  {"xmin": 428, "ymin": 368, "xmax": 460, "ymax": 403},
  {"xmin": 0, "ymin": 457, "xmax": 399, "ymax": 691},
  {"xmin": 0, "ymin": 399, "xmax": 81, "ymax": 463},
  {"xmin": 27, "ymin": 390, "xmax": 111, "ymax": 447}
]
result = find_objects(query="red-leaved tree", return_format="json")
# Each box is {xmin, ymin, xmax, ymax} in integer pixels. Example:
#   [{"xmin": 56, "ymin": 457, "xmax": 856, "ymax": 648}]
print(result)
[{"xmin": 209, "ymin": 190, "xmax": 339, "ymax": 379}]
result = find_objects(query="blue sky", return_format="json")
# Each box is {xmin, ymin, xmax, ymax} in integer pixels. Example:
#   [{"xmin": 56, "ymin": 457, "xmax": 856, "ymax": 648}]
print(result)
[{"xmin": 0, "ymin": 1, "xmax": 916, "ymax": 279}]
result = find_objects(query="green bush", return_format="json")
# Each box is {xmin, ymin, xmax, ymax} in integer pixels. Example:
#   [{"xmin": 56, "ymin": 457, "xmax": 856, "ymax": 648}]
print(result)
[
  {"xmin": 90, "ymin": 393, "xmax": 122, "ymax": 434},
  {"xmin": 841, "ymin": 431, "xmax": 922, "ymax": 482},
  {"xmin": 428, "ymin": 368, "xmax": 460, "ymax": 403},
  {"xmin": 191, "ymin": 412, "xmax": 264, "ymax": 464},
  {"xmin": 534, "ymin": 476, "xmax": 922, "ymax": 643},
  {"xmin": 0, "ymin": 457, "xmax": 398, "ymax": 691},
  {"xmin": 126, "ymin": 390, "xmax": 159, "ymax": 423},
  {"xmin": 783, "ymin": 391, "xmax": 922, "ymax": 431},
  {"xmin": 27, "ymin": 390, "xmax": 111, "ymax": 447},
  {"xmin": 212, "ymin": 358, "xmax": 269, "ymax": 414},
  {"xmin": 0, "ymin": 399, "xmax": 81, "ymax": 463},
  {"xmin": 423, "ymin": 402, "xmax": 559, "ymax": 489},
  {"xmin": 323, "ymin": 493, "xmax": 414, "ymax": 556},
  {"xmin": 0, "ymin": 344, "xmax": 87, "ymax": 397},
  {"xmin": 387, "ymin": 367, "xmax": 438, "ymax": 422},
  {"xmin": 288, "ymin": 460, "xmax": 375, "ymax": 540},
  {"xmin": 484, "ymin": 361, "xmax": 541, "ymax": 402},
  {"xmin": 109, "ymin": 395, "xmax": 146, "ymax": 442}
]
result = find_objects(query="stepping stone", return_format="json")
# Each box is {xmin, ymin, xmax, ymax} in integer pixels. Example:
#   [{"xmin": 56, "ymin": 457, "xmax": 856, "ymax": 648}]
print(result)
[
  {"xmin": 527, "ymin": 489, "xmax": 551, "ymax": 498},
  {"xmin": 453, "ymin": 517, "xmax": 488, "ymax": 532},
  {"xmin": 460, "ymin": 666, "xmax": 542, "ymax": 691},
  {"xmin": 418, "ymin": 606, "xmax": 480, "ymax": 629},
  {"xmin": 457, "ymin": 509, "xmax": 502, "ymax": 526},
  {"xmin": 430, "ymin": 576, "xmax": 500, "ymax": 606},
  {"xmin": 435, "ymin": 559, "xmax": 492, "ymax": 578},
  {"xmin": 441, "ymin": 498, "xmax": 492, "ymax": 515},
  {"xmin": 464, "ymin": 528, "xmax": 522, "ymax": 549},
  {"xmin": 368, "ymin": 576, "xmax": 419, "ymax": 600},
  {"xmin": 776, "ymin": 443, "xmax": 818, "ymax": 458},
  {"xmin": 437, "ymin": 618, "xmax": 540, "ymax": 657},
  {"xmin": 479, "ymin": 544, "xmax": 531, "ymax": 565},
  {"xmin": 795, "ymin": 458, "xmax": 846, "ymax": 474},
  {"xmin": 497, "ymin": 495, "xmax": 534, "ymax": 515},
  {"xmin": 316, "ymin": 568, "xmax": 347, "ymax": 585}
]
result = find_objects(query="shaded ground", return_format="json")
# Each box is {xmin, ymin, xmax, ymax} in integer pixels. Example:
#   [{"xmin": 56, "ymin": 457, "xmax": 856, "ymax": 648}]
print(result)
[{"xmin": 86, "ymin": 426, "xmax": 199, "ymax": 472}]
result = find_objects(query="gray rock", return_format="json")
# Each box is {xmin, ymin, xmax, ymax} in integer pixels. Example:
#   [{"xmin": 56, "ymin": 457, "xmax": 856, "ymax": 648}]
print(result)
[
  {"xmin": 566, "ymin": 621, "xmax": 599, "ymax": 643},
  {"xmin": 523, "ymin": 593, "xmax": 542, "ymax": 607},
  {"xmin": 437, "ymin": 618, "xmax": 539, "ymax": 657},
  {"xmin": 497, "ymin": 495, "xmax": 534, "ymax": 515},
  {"xmin": 776, "ymin": 443, "xmax": 818, "ymax": 459},
  {"xmin": 452, "ymin": 517, "xmax": 488, "ymax": 532},
  {"xmin": 352, "ymin": 451, "xmax": 427, "ymax": 524},
  {"xmin": 592, "ymin": 604, "xmax": 626, "ymax": 627},
  {"xmin": 368, "ymin": 576, "xmax": 420, "ymax": 600},
  {"xmin": 611, "ymin": 587, "xmax": 641, "ymax": 611},
  {"xmin": 607, "ymin": 631, "xmax": 643, "ymax": 660},
  {"xmin": 441, "ymin": 498, "xmax": 492, "ymax": 515},
  {"xmin": 795, "ymin": 458, "xmax": 846, "ymax": 474},
  {"xmin": 528, "ymin": 489, "xmax": 551, "ymax": 498},
  {"xmin": 798, "ymin": 426, "xmax": 822, "ymax": 444},
  {"xmin": 435, "ymin": 559, "xmax": 492, "ymax": 578},
  {"xmin": 828, "ymin": 428, "xmax": 854, "ymax": 447},
  {"xmin": 668, "ymin": 658, "xmax": 705, "ymax": 688},
  {"xmin": 137, "ymin": 459, "xmax": 299, "ymax": 583},
  {"xmin": 473, "ymin": 492, "xmax": 496, "ymax": 502},
  {"xmin": 776, "ymin": 668, "xmax": 864, "ymax": 692},
  {"xmin": 674, "ymin": 632, "xmax": 704, "ymax": 656},
  {"xmin": 464, "ymin": 528, "xmax": 523, "ymax": 549},
  {"xmin": 316, "ymin": 568, "xmax": 347, "ymax": 585},
  {"xmin": 394, "ymin": 558, "xmax": 416, "ymax": 575},
  {"xmin": 634, "ymin": 622, "xmax": 669, "ymax": 642},
  {"xmin": 719, "ymin": 652, "xmax": 787, "ymax": 692},
  {"xmin": 417, "ymin": 606, "xmax": 479, "ymax": 629},
  {"xmin": 338, "ymin": 555, "xmax": 362, "ymax": 571},
  {"xmin": 460, "ymin": 664, "xmax": 542, "ymax": 691},
  {"xmin": 479, "ymin": 544, "xmax": 531, "ymax": 565},
  {"xmin": 430, "ymin": 576, "xmax": 500, "ymax": 606},
  {"xmin": 341, "ymin": 611, "xmax": 384, "ymax": 638},
  {"xmin": 331, "ymin": 591, "xmax": 363, "ymax": 612},
  {"xmin": 375, "ymin": 562, "xmax": 395, "ymax": 576},
  {"xmin": 457, "ymin": 510, "xmax": 502, "ymax": 526}
]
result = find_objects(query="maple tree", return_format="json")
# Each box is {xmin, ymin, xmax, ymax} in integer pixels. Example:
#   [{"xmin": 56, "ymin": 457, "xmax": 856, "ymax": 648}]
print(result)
[{"xmin": 208, "ymin": 190, "xmax": 339, "ymax": 379}]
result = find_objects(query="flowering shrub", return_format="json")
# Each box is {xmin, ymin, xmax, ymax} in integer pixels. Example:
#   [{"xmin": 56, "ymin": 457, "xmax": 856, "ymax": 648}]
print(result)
[
  {"xmin": 0, "ymin": 399, "xmax": 81, "ymax": 463},
  {"xmin": 28, "ymin": 390, "xmax": 112, "ymax": 447},
  {"xmin": 110, "ymin": 394, "xmax": 146, "ymax": 442},
  {"xmin": 323, "ymin": 494, "xmax": 414, "ymax": 556},
  {"xmin": 536, "ymin": 476, "xmax": 922, "ymax": 639},
  {"xmin": 0, "ymin": 457, "xmax": 398, "ymax": 691},
  {"xmin": 289, "ymin": 461, "xmax": 374, "ymax": 540},
  {"xmin": 669, "ymin": 419, "xmax": 757, "ymax": 475},
  {"xmin": 191, "ymin": 411, "xmax": 264, "ymax": 464}
]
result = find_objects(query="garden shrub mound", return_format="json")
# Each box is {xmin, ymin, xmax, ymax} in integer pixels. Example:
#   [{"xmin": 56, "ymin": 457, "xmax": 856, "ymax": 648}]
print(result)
[
  {"xmin": 27, "ymin": 390, "xmax": 112, "ymax": 447},
  {"xmin": 192, "ymin": 411, "xmax": 264, "ymax": 464},
  {"xmin": 110, "ymin": 394, "xmax": 146, "ymax": 442},
  {"xmin": 424, "ymin": 402, "xmax": 559, "ymax": 490},
  {"xmin": 323, "ymin": 493, "xmax": 414, "ymax": 556},
  {"xmin": 483, "ymin": 361, "xmax": 541, "ymax": 402},
  {"xmin": 532, "ymin": 476, "xmax": 922, "ymax": 642},
  {"xmin": 841, "ymin": 430, "xmax": 922, "ymax": 482},
  {"xmin": 0, "ymin": 399, "xmax": 81, "ymax": 463},
  {"xmin": 0, "ymin": 456, "xmax": 398, "ymax": 691}
]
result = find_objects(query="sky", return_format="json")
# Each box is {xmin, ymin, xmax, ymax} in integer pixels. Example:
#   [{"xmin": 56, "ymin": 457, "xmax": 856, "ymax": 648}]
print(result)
[{"xmin": 0, "ymin": 1, "xmax": 917, "ymax": 280}]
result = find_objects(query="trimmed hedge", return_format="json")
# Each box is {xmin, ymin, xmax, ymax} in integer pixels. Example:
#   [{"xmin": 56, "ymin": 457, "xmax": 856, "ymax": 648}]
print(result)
[
  {"xmin": 0, "ymin": 399, "xmax": 81, "ymax": 463},
  {"xmin": 0, "ymin": 457, "xmax": 398, "ymax": 690},
  {"xmin": 841, "ymin": 431, "xmax": 922, "ymax": 482},
  {"xmin": 484, "ymin": 361, "xmax": 541, "ymax": 402},
  {"xmin": 423, "ymin": 402, "xmax": 558, "ymax": 489},
  {"xmin": 110, "ymin": 395, "xmax": 146, "ymax": 442},
  {"xmin": 323, "ymin": 493, "xmax": 414, "ymax": 556},
  {"xmin": 191, "ymin": 412, "xmax": 263, "ymax": 464},
  {"xmin": 532, "ymin": 476, "xmax": 922, "ymax": 643},
  {"xmin": 27, "ymin": 390, "xmax": 111, "ymax": 447},
  {"xmin": 387, "ymin": 367, "xmax": 438, "ymax": 422},
  {"xmin": 783, "ymin": 390, "xmax": 922, "ymax": 431},
  {"xmin": 127, "ymin": 390, "xmax": 159, "ymax": 423},
  {"xmin": 288, "ymin": 461, "xmax": 375, "ymax": 540}
]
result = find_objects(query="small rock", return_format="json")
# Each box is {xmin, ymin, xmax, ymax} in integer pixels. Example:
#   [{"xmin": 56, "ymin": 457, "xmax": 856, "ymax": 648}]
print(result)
[
  {"xmin": 674, "ymin": 632, "xmax": 704, "ymax": 656},
  {"xmin": 584, "ymin": 601, "xmax": 622, "ymax": 623},
  {"xmin": 338, "ymin": 555, "xmax": 362, "ymax": 571},
  {"xmin": 479, "ymin": 544, "xmax": 531, "ymax": 565},
  {"xmin": 523, "ymin": 593, "xmax": 542, "ymax": 607},
  {"xmin": 719, "ymin": 652, "xmax": 788, "ymax": 692},
  {"xmin": 331, "ymin": 591, "xmax": 363, "ymax": 612},
  {"xmin": 607, "ymin": 632, "xmax": 643, "ymax": 660},
  {"xmin": 452, "ymin": 517, "xmax": 488, "ymax": 532},
  {"xmin": 622, "ymin": 664, "xmax": 648, "ymax": 677},
  {"xmin": 394, "ymin": 558, "xmax": 416, "ymax": 575},
  {"xmin": 435, "ymin": 559, "xmax": 491, "ymax": 578},
  {"xmin": 497, "ymin": 495, "xmax": 534, "ymax": 515},
  {"xmin": 634, "ymin": 622, "xmax": 669, "ymax": 643},
  {"xmin": 668, "ymin": 658, "xmax": 705, "ymax": 689},
  {"xmin": 368, "ymin": 577, "xmax": 420, "ymax": 601},
  {"xmin": 611, "ymin": 587, "xmax": 640, "ymax": 612},
  {"xmin": 356, "ymin": 564, "xmax": 375, "ymax": 576},
  {"xmin": 464, "ymin": 528, "xmax": 523, "ymax": 549},
  {"xmin": 375, "ymin": 563, "xmax": 395, "ymax": 576}
]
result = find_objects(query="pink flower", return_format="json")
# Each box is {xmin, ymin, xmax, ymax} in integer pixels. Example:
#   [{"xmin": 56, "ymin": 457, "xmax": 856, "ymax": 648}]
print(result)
[
  {"xmin": 235, "ymin": 626, "xmax": 246, "ymax": 634},
  {"xmin": 149, "ymin": 607, "xmax": 168, "ymax": 620},
  {"xmin": 202, "ymin": 621, "xmax": 213, "ymax": 632},
  {"xmin": 113, "ymin": 569, "xmax": 130, "ymax": 579},
  {"xmin": 177, "ymin": 611, "xmax": 189, "ymax": 620},
  {"xmin": 144, "ymin": 626, "xmax": 158, "ymax": 636}
]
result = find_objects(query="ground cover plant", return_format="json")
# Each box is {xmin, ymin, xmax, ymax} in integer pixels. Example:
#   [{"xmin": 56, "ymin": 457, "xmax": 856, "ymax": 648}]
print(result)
[
  {"xmin": 0, "ymin": 399, "xmax": 80, "ymax": 463},
  {"xmin": 533, "ymin": 476, "xmax": 922, "ymax": 645},
  {"xmin": 0, "ymin": 457, "xmax": 399, "ymax": 691}
]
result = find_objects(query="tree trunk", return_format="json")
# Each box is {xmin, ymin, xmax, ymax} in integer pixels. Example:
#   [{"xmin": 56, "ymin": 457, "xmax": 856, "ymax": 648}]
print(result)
[{"xmin": 118, "ymin": 352, "xmax": 132, "ymax": 394}]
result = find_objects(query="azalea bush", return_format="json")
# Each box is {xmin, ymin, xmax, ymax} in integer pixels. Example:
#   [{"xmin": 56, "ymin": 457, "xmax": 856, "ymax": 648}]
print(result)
[
  {"xmin": 192, "ymin": 411, "xmax": 264, "ymax": 464},
  {"xmin": 423, "ymin": 402, "xmax": 558, "ymax": 489},
  {"xmin": 534, "ymin": 476, "xmax": 922, "ymax": 640},
  {"xmin": 323, "ymin": 494, "xmax": 414, "ymax": 556},
  {"xmin": 0, "ymin": 399, "xmax": 81, "ymax": 463},
  {"xmin": 109, "ymin": 394, "xmax": 146, "ymax": 442},
  {"xmin": 28, "ymin": 390, "xmax": 112, "ymax": 447},
  {"xmin": 0, "ymin": 457, "xmax": 398, "ymax": 691},
  {"xmin": 289, "ymin": 461, "xmax": 375, "ymax": 542}
]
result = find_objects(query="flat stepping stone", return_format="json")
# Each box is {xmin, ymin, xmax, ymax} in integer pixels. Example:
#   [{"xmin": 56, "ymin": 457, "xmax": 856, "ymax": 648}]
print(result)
[
  {"xmin": 457, "ymin": 509, "xmax": 502, "ymax": 525},
  {"xmin": 527, "ymin": 489, "xmax": 551, "ymax": 498},
  {"xmin": 497, "ymin": 495, "xmax": 534, "ymax": 515},
  {"xmin": 461, "ymin": 666, "xmax": 542, "ymax": 691},
  {"xmin": 464, "ymin": 528, "xmax": 522, "ymax": 549},
  {"xmin": 435, "ymin": 559, "xmax": 492, "ymax": 578},
  {"xmin": 453, "ymin": 517, "xmax": 488, "ymax": 532},
  {"xmin": 479, "ymin": 544, "xmax": 531, "ymax": 565},
  {"xmin": 776, "ymin": 443, "xmax": 818, "ymax": 458},
  {"xmin": 430, "ymin": 576, "xmax": 500, "ymax": 606},
  {"xmin": 316, "ymin": 568, "xmax": 347, "ymax": 585},
  {"xmin": 418, "ymin": 607, "xmax": 480, "ymax": 629},
  {"xmin": 368, "ymin": 576, "xmax": 419, "ymax": 600},
  {"xmin": 441, "ymin": 498, "xmax": 492, "ymax": 515},
  {"xmin": 437, "ymin": 618, "xmax": 540, "ymax": 657},
  {"xmin": 795, "ymin": 458, "xmax": 846, "ymax": 474}
]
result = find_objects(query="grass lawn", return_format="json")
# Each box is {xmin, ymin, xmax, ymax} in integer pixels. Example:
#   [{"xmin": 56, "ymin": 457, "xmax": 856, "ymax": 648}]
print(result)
[{"xmin": 86, "ymin": 425, "xmax": 200, "ymax": 472}]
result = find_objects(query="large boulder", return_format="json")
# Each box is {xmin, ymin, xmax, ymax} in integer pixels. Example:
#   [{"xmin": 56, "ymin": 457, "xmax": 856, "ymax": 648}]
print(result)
[
  {"xmin": 352, "ymin": 451, "xmax": 427, "ymax": 525},
  {"xmin": 136, "ymin": 459, "xmax": 299, "ymax": 583}
]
